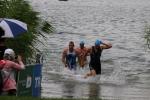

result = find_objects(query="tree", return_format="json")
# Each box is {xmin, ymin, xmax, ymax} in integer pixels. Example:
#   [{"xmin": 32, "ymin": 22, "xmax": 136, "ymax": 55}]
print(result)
[
  {"xmin": 0, "ymin": 0, "xmax": 54, "ymax": 63},
  {"xmin": 145, "ymin": 25, "xmax": 150, "ymax": 49}
]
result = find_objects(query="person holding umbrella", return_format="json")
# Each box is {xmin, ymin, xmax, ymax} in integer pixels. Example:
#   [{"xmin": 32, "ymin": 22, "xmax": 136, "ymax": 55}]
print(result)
[
  {"xmin": 0, "ymin": 27, "xmax": 6, "ymax": 95},
  {"xmin": 0, "ymin": 18, "xmax": 27, "ymax": 95}
]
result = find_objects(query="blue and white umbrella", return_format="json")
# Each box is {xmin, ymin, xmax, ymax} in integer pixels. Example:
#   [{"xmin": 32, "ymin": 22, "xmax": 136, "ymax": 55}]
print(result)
[{"xmin": 0, "ymin": 18, "xmax": 27, "ymax": 38}]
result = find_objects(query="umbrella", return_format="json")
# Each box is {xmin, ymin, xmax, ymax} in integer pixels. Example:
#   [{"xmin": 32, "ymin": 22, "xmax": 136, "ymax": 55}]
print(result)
[{"xmin": 0, "ymin": 18, "xmax": 27, "ymax": 38}]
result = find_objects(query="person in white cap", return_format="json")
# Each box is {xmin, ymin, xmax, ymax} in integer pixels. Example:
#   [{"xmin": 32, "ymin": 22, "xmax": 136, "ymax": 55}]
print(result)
[{"xmin": 0, "ymin": 48, "xmax": 25, "ymax": 95}]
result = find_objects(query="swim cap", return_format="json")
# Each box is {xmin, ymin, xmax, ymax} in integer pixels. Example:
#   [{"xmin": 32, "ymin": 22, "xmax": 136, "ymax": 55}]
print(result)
[
  {"xmin": 95, "ymin": 39, "xmax": 100, "ymax": 46},
  {"xmin": 4, "ymin": 48, "xmax": 15, "ymax": 58},
  {"xmin": 80, "ymin": 41, "xmax": 84, "ymax": 45}
]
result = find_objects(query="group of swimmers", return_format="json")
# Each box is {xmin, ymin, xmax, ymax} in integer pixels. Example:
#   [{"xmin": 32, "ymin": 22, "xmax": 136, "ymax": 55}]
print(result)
[{"xmin": 62, "ymin": 39, "xmax": 112, "ymax": 78}]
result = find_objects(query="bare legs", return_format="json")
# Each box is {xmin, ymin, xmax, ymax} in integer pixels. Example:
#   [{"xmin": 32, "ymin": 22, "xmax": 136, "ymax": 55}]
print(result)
[{"xmin": 84, "ymin": 69, "xmax": 96, "ymax": 78}]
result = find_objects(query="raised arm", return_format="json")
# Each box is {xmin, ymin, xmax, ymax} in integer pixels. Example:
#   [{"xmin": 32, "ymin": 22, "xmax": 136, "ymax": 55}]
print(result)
[
  {"xmin": 17, "ymin": 55, "xmax": 25, "ymax": 69},
  {"xmin": 100, "ymin": 41, "xmax": 112, "ymax": 49}
]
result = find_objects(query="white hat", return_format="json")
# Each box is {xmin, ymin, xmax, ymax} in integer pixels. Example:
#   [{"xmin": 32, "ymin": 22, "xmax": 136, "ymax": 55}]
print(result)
[{"xmin": 4, "ymin": 48, "xmax": 15, "ymax": 57}]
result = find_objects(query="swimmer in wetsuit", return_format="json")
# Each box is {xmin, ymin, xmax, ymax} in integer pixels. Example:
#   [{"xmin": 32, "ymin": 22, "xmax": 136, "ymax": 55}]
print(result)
[{"xmin": 84, "ymin": 39, "xmax": 112, "ymax": 78}]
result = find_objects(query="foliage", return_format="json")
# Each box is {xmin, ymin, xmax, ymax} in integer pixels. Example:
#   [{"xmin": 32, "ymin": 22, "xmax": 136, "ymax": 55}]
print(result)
[
  {"xmin": 0, "ymin": 0, "xmax": 54, "ymax": 63},
  {"xmin": 144, "ymin": 25, "xmax": 150, "ymax": 49}
]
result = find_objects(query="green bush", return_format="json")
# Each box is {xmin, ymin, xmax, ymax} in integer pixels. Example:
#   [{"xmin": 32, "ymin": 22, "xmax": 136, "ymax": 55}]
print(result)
[
  {"xmin": 0, "ymin": 0, "xmax": 54, "ymax": 63},
  {"xmin": 145, "ymin": 25, "xmax": 150, "ymax": 49}
]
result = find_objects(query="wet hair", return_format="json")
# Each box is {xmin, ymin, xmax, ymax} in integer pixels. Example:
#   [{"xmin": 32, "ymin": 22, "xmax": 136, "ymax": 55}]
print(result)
[
  {"xmin": 69, "ymin": 41, "xmax": 74, "ymax": 46},
  {"xmin": 0, "ymin": 27, "xmax": 4, "ymax": 37}
]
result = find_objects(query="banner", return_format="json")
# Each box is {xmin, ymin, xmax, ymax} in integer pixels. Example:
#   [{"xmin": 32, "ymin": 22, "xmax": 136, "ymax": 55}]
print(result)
[
  {"xmin": 32, "ymin": 64, "xmax": 42, "ymax": 97},
  {"xmin": 17, "ymin": 64, "xmax": 42, "ymax": 97}
]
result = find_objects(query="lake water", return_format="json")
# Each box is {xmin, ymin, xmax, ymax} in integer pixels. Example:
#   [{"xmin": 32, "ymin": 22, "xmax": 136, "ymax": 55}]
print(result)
[{"xmin": 29, "ymin": 0, "xmax": 150, "ymax": 99}]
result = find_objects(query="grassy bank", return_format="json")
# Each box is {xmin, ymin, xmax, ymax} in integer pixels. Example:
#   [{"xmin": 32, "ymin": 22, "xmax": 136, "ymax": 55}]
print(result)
[{"xmin": 0, "ymin": 96, "xmax": 102, "ymax": 100}]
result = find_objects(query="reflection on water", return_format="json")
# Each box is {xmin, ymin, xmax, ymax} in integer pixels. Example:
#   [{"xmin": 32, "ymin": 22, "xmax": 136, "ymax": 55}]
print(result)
[
  {"xmin": 29, "ymin": 0, "xmax": 150, "ymax": 99},
  {"xmin": 88, "ymin": 83, "xmax": 100, "ymax": 99},
  {"xmin": 62, "ymin": 82, "xmax": 76, "ymax": 98}
]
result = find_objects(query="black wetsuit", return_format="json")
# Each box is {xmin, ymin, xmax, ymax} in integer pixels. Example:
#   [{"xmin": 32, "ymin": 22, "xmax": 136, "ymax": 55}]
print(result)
[{"xmin": 89, "ymin": 46, "xmax": 102, "ymax": 74}]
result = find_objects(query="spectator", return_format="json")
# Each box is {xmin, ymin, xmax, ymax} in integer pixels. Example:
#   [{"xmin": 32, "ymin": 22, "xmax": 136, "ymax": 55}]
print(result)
[{"xmin": 0, "ymin": 48, "xmax": 25, "ymax": 95}]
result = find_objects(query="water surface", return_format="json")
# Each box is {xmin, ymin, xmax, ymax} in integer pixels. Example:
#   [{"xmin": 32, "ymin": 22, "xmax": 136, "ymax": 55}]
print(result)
[{"xmin": 29, "ymin": 0, "xmax": 150, "ymax": 99}]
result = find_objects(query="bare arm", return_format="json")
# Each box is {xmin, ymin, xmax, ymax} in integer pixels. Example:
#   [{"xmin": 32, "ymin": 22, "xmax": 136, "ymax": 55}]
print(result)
[
  {"xmin": 86, "ymin": 47, "xmax": 91, "ymax": 55},
  {"xmin": 11, "ymin": 55, "xmax": 25, "ymax": 70},
  {"xmin": 100, "ymin": 41, "xmax": 112, "ymax": 49},
  {"xmin": 62, "ymin": 49, "xmax": 67, "ymax": 67},
  {"xmin": 17, "ymin": 55, "xmax": 25, "ymax": 69}
]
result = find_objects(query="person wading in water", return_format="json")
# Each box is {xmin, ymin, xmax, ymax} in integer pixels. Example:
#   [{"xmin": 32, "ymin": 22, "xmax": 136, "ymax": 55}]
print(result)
[
  {"xmin": 62, "ymin": 41, "xmax": 78, "ymax": 70},
  {"xmin": 76, "ymin": 41, "xmax": 89, "ymax": 68},
  {"xmin": 84, "ymin": 39, "xmax": 112, "ymax": 78}
]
